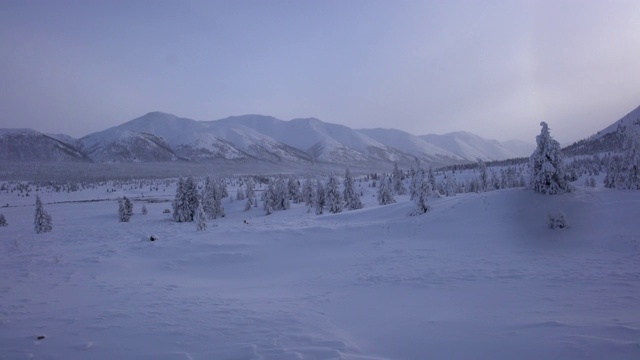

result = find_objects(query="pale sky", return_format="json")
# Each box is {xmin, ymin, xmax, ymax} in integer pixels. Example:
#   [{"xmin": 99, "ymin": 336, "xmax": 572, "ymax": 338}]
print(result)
[{"xmin": 1, "ymin": 0, "xmax": 639, "ymax": 143}]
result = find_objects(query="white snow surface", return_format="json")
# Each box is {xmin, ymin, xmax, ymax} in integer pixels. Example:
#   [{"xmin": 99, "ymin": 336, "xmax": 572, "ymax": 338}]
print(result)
[{"xmin": 1, "ymin": 183, "xmax": 640, "ymax": 359}]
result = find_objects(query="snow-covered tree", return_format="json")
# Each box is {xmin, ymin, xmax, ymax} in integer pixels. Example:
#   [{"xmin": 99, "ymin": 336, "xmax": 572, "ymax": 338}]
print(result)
[
  {"xmin": 217, "ymin": 179, "xmax": 228, "ymax": 199},
  {"xmin": 287, "ymin": 178, "xmax": 302, "ymax": 203},
  {"xmin": 244, "ymin": 177, "xmax": 256, "ymax": 211},
  {"xmin": 530, "ymin": 122, "xmax": 571, "ymax": 195},
  {"xmin": 428, "ymin": 167, "xmax": 437, "ymax": 193},
  {"xmin": 0, "ymin": 213, "xmax": 7, "ymax": 227},
  {"xmin": 141, "ymin": 204, "xmax": 148, "ymax": 215},
  {"xmin": 263, "ymin": 181, "xmax": 276, "ymax": 215},
  {"xmin": 302, "ymin": 177, "xmax": 315, "ymax": 208},
  {"xmin": 326, "ymin": 175, "xmax": 343, "ymax": 214},
  {"xmin": 315, "ymin": 180, "xmax": 325, "ymax": 215},
  {"xmin": 118, "ymin": 196, "xmax": 133, "ymax": 222},
  {"xmin": 172, "ymin": 176, "xmax": 199, "ymax": 222},
  {"xmin": 411, "ymin": 175, "xmax": 431, "ymax": 215},
  {"xmin": 604, "ymin": 123, "xmax": 640, "ymax": 189},
  {"xmin": 392, "ymin": 163, "xmax": 406, "ymax": 195},
  {"xmin": 274, "ymin": 177, "xmax": 290, "ymax": 211},
  {"xmin": 34, "ymin": 195, "xmax": 52, "ymax": 234},
  {"xmin": 195, "ymin": 199, "xmax": 207, "ymax": 231},
  {"xmin": 377, "ymin": 175, "xmax": 396, "ymax": 205},
  {"xmin": 236, "ymin": 187, "xmax": 245, "ymax": 201},
  {"xmin": 202, "ymin": 177, "xmax": 225, "ymax": 219},
  {"xmin": 478, "ymin": 160, "xmax": 489, "ymax": 192},
  {"xmin": 343, "ymin": 168, "xmax": 363, "ymax": 210}
]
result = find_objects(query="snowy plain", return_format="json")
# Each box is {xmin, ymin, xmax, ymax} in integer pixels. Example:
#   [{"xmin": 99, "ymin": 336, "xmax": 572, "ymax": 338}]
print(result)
[{"xmin": 1, "ymin": 179, "xmax": 639, "ymax": 359}]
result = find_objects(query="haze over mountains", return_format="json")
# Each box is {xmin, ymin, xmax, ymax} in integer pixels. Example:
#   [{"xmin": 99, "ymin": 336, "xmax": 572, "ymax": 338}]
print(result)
[{"xmin": 3, "ymin": 105, "xmax": 638, "ymax": 167}]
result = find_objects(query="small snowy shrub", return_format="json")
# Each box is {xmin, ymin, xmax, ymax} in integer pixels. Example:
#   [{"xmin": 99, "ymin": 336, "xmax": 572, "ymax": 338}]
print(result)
[
  {"xmin": 548, "ymin": 211, "xmax": 569, "ymax": 230},
  {"xmin": 141, "ymin": 204, "xmax": 148, "ymax": 215},
  {"xmin": 0, "ymin": 213, "xmax": 7, "ymax": 227}
]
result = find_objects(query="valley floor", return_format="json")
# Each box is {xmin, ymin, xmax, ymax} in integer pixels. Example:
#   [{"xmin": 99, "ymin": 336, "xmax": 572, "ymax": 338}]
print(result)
[{"xmin": 1, "ymin": 185, "xmax": 639, "ymax": 359}]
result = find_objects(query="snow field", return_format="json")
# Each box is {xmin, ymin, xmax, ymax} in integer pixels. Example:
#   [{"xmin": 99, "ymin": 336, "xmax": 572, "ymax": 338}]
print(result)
[{"xmin": 1, "ymin": 181, "xmax": 639, "ymax": 359}]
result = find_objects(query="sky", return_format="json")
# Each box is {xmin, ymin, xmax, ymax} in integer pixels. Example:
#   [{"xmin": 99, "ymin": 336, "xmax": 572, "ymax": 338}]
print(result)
[{"xmin": 1, "ymin": 0, "xmax": 639, "ymax": 143}]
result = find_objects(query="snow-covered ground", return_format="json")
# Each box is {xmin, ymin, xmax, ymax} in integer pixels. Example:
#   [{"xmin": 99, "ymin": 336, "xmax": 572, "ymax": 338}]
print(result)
[{"xmin": 1, "ymin": 182, "xmax": 639, "ymax": 359}]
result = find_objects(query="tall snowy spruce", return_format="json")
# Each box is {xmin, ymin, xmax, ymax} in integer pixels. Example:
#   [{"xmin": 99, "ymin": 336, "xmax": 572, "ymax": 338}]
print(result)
[
  {"xmin": 172, "ymin": 176, "xmax": 199, "ymax": 222},
  {"xmin": 302, "ymin": 177, "xmax": 315, "ymax": 209},
  {"xmin": 287, "ymin": 178, "xmax": 302, "ymax": 203},
  {"xmin": 202, "ymin": 177, "xmax": 225, "ymax": 219},
  {"xmin": 377, "ymin": 175, "xmax": 396, "ymax": 205},
  {"xmin": 244, "ymin": 177, "xmax": 256, "ymax": 211},
  {"xmin": 0, "ymin": 213, "xmax": 7, "ymax": 227},
  {"xmin": 195, "ymin": 199, "xmax": 207, "ymax": 231},
  {"xmin": 118, "ymin": 196, "xmax": 133, "ymax": 222},
  {"xmin": 274, "ymin": 177, "xmax": 290, "ymax": 211},
  {"xmin": 392, "ymin": 163, "xmax": 407, "ymax": 195},
  {"xmin": 315, "ymin": 179, "xmax": 326, "ymax": 215},
  {"xmin": 326, "ymin": 175, "xmax": 343, "ymax": 214},
  {"xmin": 343, "ymin": 168, "xmax": 363, "ymax": 210},
  {"xmin": 411, "ymin": 175, "xmax": 431, "ymax": 216},
  {"xmin": 34, "ymin": 195, "xmax": 52, "ymax": 234},
  {"xmin": 263, "ymin": 181, "xmax": 276, "ymax": 215},
  {"xmin": 529, "ymin": 122, "xmax": 571, "ymax": 195}
]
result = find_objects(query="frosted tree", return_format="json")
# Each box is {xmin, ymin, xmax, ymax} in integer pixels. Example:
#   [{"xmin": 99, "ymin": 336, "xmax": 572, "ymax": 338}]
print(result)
[
  {"xmin": 195, "ymin": 199, "xmax": 207, "ymax": 231},
  {"xmin": 478, "ymin": 160, "xmax": 489, "ymax": 192},
  {"xmin": 274, "ymin": 177, "xmax": 290, "ymax": 210},
  {"xmin": 410, "ymin": 168, "xmax": 424, "ymax": 200},
  {"xmin": 244, "ymin": 177, "xmax": 256, "ymax": 211},
  {"xmin": 604, "ymin": 123, "xmax": 640, "ymax": 189},
  {"xmin": 445, "ymin": 172, "xmax": 457, "ymax": 196},
  {"xmin": 202, "ymin": 177, "xmax": 225, "ymax": 219},
  {"xmin": 326, "ymin": 175, "xmax": 343, "ymax": 214},
  {"xmin": 34, "ymin": 195, "xmax": 52, "ymax": 234},
  {"xmin": 217, "ymin": 179, "xmax": 228, "ymax": 199},
  {"xmin": 172, "ymin": 176, "xmax": 199, "ymax": 222},
  {"xmin": 0, "ymin": 213, "xmax": 7, "ymax": 227},
  {"xmin": 236, "ymin": 187, "xmax": 245, "ymax": 201},
  {"xmin": 287, "ymin": 178, "xmax": 302, "ymax": 203},
  {"xmin": 392, "ymin": 163, "xmax": 406, "ymax": 195},
  {"xmin": 118, "ymin": 196, "xmax": 133, "ymax": 222},
  {"xmin": 263, "ymin": 181, "xmax": 276, "ymax": 215},
  {"xmin": 428, "ymin": 167, "xmax": 437, "ymax": 193},
  {"xmin": 343, "ymin": 168, "xmax": 363, "ymax": 210},
  {"xmin": 302, "ymin": 177, "xmax": 315, "ymax": 208},
  {"xmin": 141, "ymin": 204, "xmax": 148, "ymax": 215},
  {"xmin": 409, "ymin": 167, "xmax": 418, "ymax": 200},
  {"xmin": 377, "ymin": 175, "xmax": 396, "ymax": 205},
  {"xmin": 529, "ymin": 122, "xmax": 571, "ymax": 194},
  {"xmin": 411, "ymin": 175, "xmax": 431, "ymax": 215},
  {"xmin": 315, "ymin": 179, "xmax": 325, "ymax": 215}
]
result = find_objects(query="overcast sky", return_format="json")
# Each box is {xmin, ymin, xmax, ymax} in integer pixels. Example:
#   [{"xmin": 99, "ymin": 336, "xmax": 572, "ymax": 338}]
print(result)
[{"xmin": 1, "ymin": 0, "xmax": 639, "ymax": 143}]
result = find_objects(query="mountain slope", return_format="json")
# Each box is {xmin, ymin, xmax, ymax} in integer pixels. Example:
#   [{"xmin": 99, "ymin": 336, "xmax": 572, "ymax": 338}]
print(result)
[
  {"xmin": 419, "ymin": 131, "xmax": 532, "ymax": 161},
  {"xmin": 563, "ymin": 104, "xmax": 640, "ymax": 156},
  {"xmin": 0, "ymin": 128, "xmax": 90, "ymax": 162}
]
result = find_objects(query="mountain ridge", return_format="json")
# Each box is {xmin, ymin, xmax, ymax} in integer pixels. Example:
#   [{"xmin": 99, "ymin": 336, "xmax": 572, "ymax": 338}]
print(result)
[{"xmin": 6, "ymin": 104, "xmax": 637, "ymax": 167}]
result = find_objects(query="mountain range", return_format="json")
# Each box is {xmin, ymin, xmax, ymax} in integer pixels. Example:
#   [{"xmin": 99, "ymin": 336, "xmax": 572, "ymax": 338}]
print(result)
[{"xmin": 5, "ymin": 106, "xmax": 636, "ymax": 168}]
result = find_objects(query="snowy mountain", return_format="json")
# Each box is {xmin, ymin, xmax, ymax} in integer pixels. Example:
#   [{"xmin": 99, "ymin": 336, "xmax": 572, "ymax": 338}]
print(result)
[
  {"xmin": 80, "ymin": 129, "xmax": 182, "ymax": 163},
  {"xmin": 212, "ymin": 115, "xmax": 427, "ymax": 165},
  {"xmin": 419, "ymin": 131, "xmax": 534, "ymax": 161},
  {"xmin": 0, "ymin": 128, "xmax": 90, "ymax": 162}
]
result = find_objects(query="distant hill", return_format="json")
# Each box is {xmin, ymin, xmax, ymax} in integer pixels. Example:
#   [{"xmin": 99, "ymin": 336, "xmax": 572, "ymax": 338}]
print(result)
[{"xmin": 0, "ymin": 128, "xmax": 90, "ymax": 162}]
